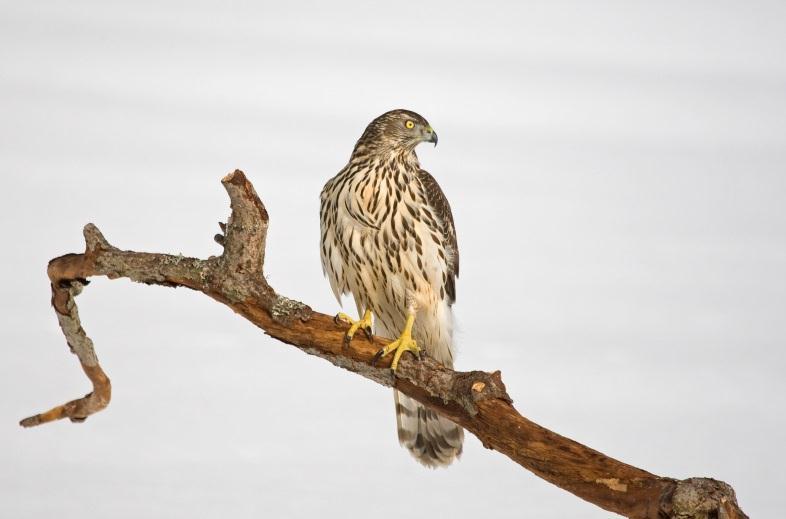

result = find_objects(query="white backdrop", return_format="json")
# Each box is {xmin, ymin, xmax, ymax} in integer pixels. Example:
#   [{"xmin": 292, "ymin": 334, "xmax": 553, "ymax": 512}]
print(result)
[{"xmin": 1, "ymin": 1, "xmax": 784, "ymax": 517}]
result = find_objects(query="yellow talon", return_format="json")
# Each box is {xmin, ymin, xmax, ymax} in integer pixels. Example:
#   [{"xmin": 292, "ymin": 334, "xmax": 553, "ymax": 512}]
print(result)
[
  {"xmin": 372, "ymin": 313, "xmax": 421, "ymax": 371},
  {"xmin": 335, "ymin": 309, "xmax": 373, "ymax": 348}
]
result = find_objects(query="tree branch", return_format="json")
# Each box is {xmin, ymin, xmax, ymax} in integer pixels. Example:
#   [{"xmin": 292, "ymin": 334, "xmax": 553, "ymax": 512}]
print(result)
[{"xmin": 20, "ymin": 170, "xmax": 747, "ymax": 519}]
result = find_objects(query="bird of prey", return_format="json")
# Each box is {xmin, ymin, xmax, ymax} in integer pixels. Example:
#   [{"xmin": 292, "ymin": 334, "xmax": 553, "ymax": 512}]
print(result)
[{"xmin": 320, "ymin": 109, "xmax": 463, "ymax": 467}]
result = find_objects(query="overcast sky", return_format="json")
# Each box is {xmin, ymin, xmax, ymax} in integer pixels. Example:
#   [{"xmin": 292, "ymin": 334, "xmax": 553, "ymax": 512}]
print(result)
[{"xmin": 1, "ymin": 1, "xmax": 785, "ymax": 518}]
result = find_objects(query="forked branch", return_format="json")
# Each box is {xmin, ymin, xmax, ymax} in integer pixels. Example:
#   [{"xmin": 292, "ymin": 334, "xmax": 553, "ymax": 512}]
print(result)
[{"xmin": 20, "ymin": 170, "xmax": 746, "ymax": 519}]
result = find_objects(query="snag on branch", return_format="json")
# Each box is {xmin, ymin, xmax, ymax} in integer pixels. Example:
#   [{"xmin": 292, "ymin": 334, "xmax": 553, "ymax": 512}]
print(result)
[{"xmin": 21, "ymin": 170, "xmax": 747, "ymax": 519}]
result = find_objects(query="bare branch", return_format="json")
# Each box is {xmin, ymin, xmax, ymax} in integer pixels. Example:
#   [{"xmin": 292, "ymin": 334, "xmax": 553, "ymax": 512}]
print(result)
[{"xmin": 20, "ymin": 170, "xmax": 747, "ymax": 519}]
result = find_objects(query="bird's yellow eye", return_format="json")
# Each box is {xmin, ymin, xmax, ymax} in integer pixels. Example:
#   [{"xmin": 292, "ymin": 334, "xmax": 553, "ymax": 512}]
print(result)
[{"xmin": 405, "ymin": 120, "xmax": 415, "ymax": 129}]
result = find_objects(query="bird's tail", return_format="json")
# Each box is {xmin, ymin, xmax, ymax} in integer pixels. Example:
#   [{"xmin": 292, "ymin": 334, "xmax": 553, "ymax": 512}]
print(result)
[
  {"xmin": 394, "ymin": 390, "xmax": 463, "ymax": 468},
  {"xmin": 375, "ymin": 305, "xmax": 463, "ymax": 467}
]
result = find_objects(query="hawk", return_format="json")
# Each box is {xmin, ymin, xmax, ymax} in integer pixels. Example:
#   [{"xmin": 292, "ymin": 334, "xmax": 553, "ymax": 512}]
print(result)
[{"xmin": 320, "ymin": 109, "xmax": 463, "ymax": 467}]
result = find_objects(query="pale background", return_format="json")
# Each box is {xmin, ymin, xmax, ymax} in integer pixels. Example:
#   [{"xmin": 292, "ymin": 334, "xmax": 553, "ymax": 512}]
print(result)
[{"xmin": 1, "ymin": 1, "xmax": 785, "ymax": 517}]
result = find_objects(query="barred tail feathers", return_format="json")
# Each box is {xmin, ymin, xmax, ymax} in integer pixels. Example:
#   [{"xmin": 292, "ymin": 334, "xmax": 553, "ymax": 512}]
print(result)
[
  {"xmin": 394, "ymin": 391, "xmax": 463, "ymax": 468},
  {"xmin": 376, "ymin": 302, "xmax": 463, "ymax": 468}
]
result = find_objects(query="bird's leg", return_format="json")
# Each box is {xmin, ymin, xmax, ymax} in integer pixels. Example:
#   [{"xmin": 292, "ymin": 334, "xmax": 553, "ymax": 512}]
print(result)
[
  {"xmin": 334, "ymin": 309, "xmax": 374, "ymax": 349},
  {"xmin": 371, "ymin": 312, "xmax": 421, "ymax": 371}
]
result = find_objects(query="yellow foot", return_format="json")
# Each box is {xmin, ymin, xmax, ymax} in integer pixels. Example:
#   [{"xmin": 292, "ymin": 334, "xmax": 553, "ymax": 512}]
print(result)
[
  {"xmin": 334, "ymin": 309, "xmax": 373, "ymax": 349},
  {"xmin": 371, "ymin": 314, "xmax": 421, "ymax": 371}
]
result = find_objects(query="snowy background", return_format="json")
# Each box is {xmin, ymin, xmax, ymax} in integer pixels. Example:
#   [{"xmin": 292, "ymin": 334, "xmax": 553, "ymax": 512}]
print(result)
[{"xmin": 2, "ymin": 1, "xmax": 785, "ymax": 517}]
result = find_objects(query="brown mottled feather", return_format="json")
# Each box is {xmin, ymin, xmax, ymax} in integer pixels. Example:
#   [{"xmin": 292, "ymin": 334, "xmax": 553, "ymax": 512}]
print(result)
[{"xmin": 418, "ymin": 169, "xmax": 458, "ymax": 303}]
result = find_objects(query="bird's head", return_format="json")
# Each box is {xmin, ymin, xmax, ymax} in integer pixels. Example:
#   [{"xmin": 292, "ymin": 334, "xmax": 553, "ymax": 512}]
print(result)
[{"xmin": 356, "ymin": 109, "xmax": 438, "ymax": 152}]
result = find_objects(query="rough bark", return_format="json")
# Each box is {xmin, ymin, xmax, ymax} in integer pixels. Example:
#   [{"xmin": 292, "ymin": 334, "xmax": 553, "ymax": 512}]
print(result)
[{"xmin": 20, "ymin": 170, "xmax": 747, "ymax": 519}]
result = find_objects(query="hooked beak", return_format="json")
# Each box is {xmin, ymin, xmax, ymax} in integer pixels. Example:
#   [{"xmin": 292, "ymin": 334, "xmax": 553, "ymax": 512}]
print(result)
[{"xmin": 426, "ymin": 126, "xmax": 438, "ymax": 147}]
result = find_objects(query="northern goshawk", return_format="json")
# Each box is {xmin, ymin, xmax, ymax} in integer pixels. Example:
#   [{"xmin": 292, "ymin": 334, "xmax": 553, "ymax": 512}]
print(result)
[{"xmin": 320, "ymin": 109, "xmax": 463, "ymax": 467}]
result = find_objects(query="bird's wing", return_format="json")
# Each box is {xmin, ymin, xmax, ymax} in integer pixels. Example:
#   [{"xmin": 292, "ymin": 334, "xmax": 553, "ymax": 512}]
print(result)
[
  {"xmin": 320, "ymin": 172, "xmax": 349, "ymax": 304},
  {"xmin": 418, "ymin": 168, "xmax": 458, "ymax": 303}
]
